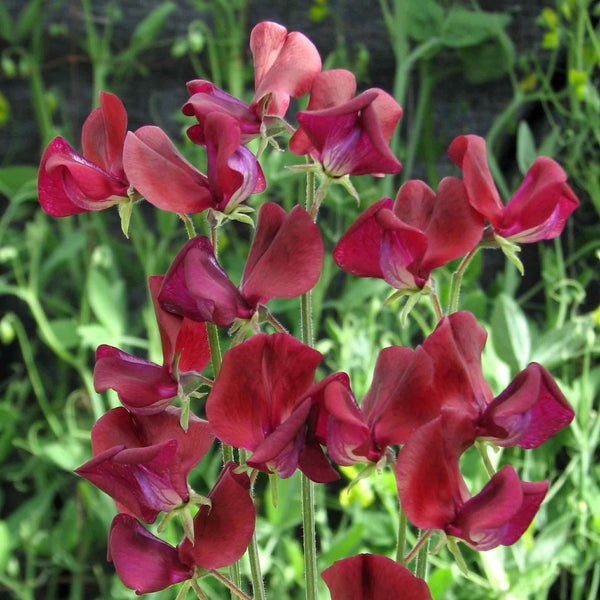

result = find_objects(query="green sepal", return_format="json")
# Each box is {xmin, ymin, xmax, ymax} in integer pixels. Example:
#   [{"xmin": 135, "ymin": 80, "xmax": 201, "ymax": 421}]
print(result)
[
  {"xmin": 400, "ymin": 289, "xmax": 425, "ymax": 327},
  {"xmin": 175, "ymin": 579, "xmax": 192, "ymax": 600},
  {"xmin": 269, "ymin": 471, "xmax": 278, "ymax": 509},
  {"xmin": 345, "ymin": 463, "xmax": 377, "ymax": 492},
  {"xmin": 118, "ymin": 196, "xmax": 134, "ymax": 238},
  {"xmin": 494, "ymin": 233, "xmax": 524, "ymax": 275},
  {"xmin": 445, "ymin": 535, "xmax": 469, "ymax": 575},
  {"xmin": 179, "ymin": 397, "xmax": 190, "ymax": 432},
  {"xmin": 336, "ymin": 174, "xmax": 360, "ymax": 205}
]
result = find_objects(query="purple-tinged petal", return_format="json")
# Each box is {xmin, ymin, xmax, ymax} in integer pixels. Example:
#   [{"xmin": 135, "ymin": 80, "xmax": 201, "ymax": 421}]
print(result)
[
  {"xmin": 108, "ymin": 514, "xmax": 192, "ymax": 594},
  {"xmin": 333, "ymin": 198, "xmax": 393, "ymax": 278},
  {"xmin": 447, "ymin": 134, "xmax": 504, "ymax": 224},
  {"xmin": 298, "ymin": 438, "xmax": 340, "ymax": 483},
  {"xmin": 81, "ymin": 91, "xmax": 127, "ymax": 178},
  {"xmin": 250, "ymin": 22, "xmax": 322, "ymax": 117},
  {"xmin": 448, "ymin": 465, "xmax": 548, "ymax": 550},
  {"xmin": 240, "ymin": 203, "xmax": 324, "ymax": 306},
  {"xmin": 38, "ymin": 137, "xmax": 128, "ymax": 216},
  {"xmin": 478, "ymin": 362, "xmax": 574, "ymax": 448},
  {"xmin": 178, "ymin": 462, "xmax": 255, "ymax": 569},
  {"xmin": 93, "ymin": 345, "xmax": 177, "ymax": 415},
  {"xmin": 206, "ymin": 333, "xmax": 322, "ymax": 452},
  {"xmin": 495, "ymin": 157, "xmax": 579, "ymax": 242},
  {"xmin": 123, "ymin": 126, "xmax": 213, "ymax": 213},
  {"xmin": 322, "ymin": 553, "xmax": 433, "ymax": 600}
]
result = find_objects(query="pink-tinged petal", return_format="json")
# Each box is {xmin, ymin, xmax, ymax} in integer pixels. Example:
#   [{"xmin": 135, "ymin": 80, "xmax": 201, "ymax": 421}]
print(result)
[
  {"xmin": 362, "ymin": 345, "xmax": 438, "ymax": 448},
  {"xmin": 448, "ymin": 465, "xmax": 548, "ymax": 550},
  {"xmin": 298, "ymin": 439, "xmax": 340, "ymax": 483},
  {"xmin": 149, "ymin": 276, "xmax": 210, "ymax": 375},
  {"xmin": 108, "ymin": 514, "xmax": 192, "ymax": 594},
  {"xmin": 250, "ymin": 22, "xmax": 321, "ymax": 117},
  {"xmin": 123, "ymin": 126, "xmax": 213, "ymax": 214},
  {"xmin": 89, "ymin": 407, "xmax": 140, "ymax": 453},
  {"xmin": 422, "ymin": 312, "xmax": 493, "ymax": 415},
  {"xmin": 158, "ymin": 236, "xmax": 252, "ymax": 327},
  {"xmin": 377, "ymin": 208, "xmax": 428, "ymax": 289},
  {"xmin": 240, "ymin": 203, "xmax": 324, "ymax": 305},
  {"xmin": 203, "ymin": 112, "xmax": 263, "ymax": 211},
  {"xmin": 81, "ymin": 91, "xmax": 127, "ymax": 177},
  {"xmin": 322, "ymin": 553, "xmax": 433, "ymax": 600},
  {"xmin": 447, "ymin": 134, "xmax": 504, "ymax": 224},
  {"xmin": 94, "ymin": 345, "xmax": 177, "ymax": 414},
  {"xmin": 206, "ymin": 333, "xmax": 322, "ymax": 451},
  {"xmin": 333, "ymin": 198, "xmax": 393, "ymax": 278},
  {"xmin": 38, "ymin": 137, "xmax": 128, "ymax": 216},
  {"xmin": 394, "ymin": 178, "xmax": 484, "ymax": 272},
  {"xmin": 323, "ymin": 378, "xmax": 373, "ymax": 465},
  {"xmin": 76, "ymin": 440, "xmax": 184, "ymax": 522},
  {"xmin": 395, "ymin": 410, "xmax": 475, "ymax": 530},
  {"xmin": 178, "ymin": 462, "xmax": 255, "ymax": 569},
  {"xmin": 495, "ymin": 157, "xmax": 579, "ymax": 242},
  {"xmin": 289, "ymin": 69, "xmax": 357, "ymax": 156},
  {"xmin": 183, "ymin": 80, "xmax": 260, "ymax": 144},
  {"xmin": 247, "ymin": 397, "xmax": 312, "ymax": 478},
  {"xmin": 478, "ymin": 363, "xmax": 574, "ymax": 448}
]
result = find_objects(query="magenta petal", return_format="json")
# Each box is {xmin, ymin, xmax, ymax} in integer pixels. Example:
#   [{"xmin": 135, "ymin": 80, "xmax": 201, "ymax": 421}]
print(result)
[
  {"xmin": 496, "ymin": 157, "xmax": 579, "ymax": 242},
  {"xmin": 449, "ymin": 465, "xmax": 548, "ymax": 550},
  {"xmin": 38, "ymin": 137, "xmax": 128, "ymax": 216},
  {"xmin": 206, "ymin": 333, "xmax": 322, "ymax": 451},
  {"xmin": 333, "ymin": 198, "xmax": 393, "ymax": 278},
  {"xmin": 240, "ymin": 203, "xmax": 324, "ymax": 305},
  {"xmin": 447, "ymin": 134, "xmax": 504, "ymax": 224},
  {"xmin": 94, "ymin": 345, "xmax": 177, "ymax": 414},
  {"xmin": 479, "ymin": 362, "xmax": 574, "ymax": 448},
  {"xmin": 123, "ymin": 126, "xmax": 213, "ymax": 213},
  {"xmin": 298, "ymin": 439, "xmax": 340, "ymax": 483},
  {"xmin": 158, "ymin": 236, "xmax": 252, "ymax": 327},
  {"xmin": 108, "ymin": 514, "xmax": 192, "ymax": 594},
  {"xmin": 178, "ymin": 462, "xmax": 255, "ymax": 569},
  {"xmin": 81, "ymin": 91, "xmax": 127, "ymax": 177},
  {"xmin": 322, "ymin": 553, "xmax": 433, "ymax": 600},
  {"xmin": 250, "ymin": 21, "xmax": 322, "ymax": 117}
]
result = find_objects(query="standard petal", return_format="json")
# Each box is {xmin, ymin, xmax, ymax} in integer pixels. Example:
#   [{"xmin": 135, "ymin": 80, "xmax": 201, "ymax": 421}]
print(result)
[
  {"xmin": 250, "ymin": 21, "xmax": 322, "ymax": 117},
  {"xmin": 108, "ymin": 514, "xmax": 192, "ymax": 594},
  {"xmin": 322, "ymin": 553, "xmax": 433, "ymax": 600},
  {"xmin": 240, "ymin": 203, "xmax": 324, "ymax": 306},
  {"xmin": 123, "ymin": 126, "xmax": 213, "ymax": 213},
  {"xmin": 177, "ymin": 462, "xmax": 255, "ymax": 569}
]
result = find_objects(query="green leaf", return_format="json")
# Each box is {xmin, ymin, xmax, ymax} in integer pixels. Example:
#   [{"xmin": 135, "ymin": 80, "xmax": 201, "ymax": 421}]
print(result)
[
  {"xmin": 39, "ymin": 230, "xmax": 87, "ymax": 283},
  {"xmin": 530, "ymin": 317, "xmax": 592, "ymax": 368},
  {"xmin": 406, "ymin": 0, "xmax": 444, "ymax": 42},
  {"xmin": 45, "ymin": 318, "xmax": 80, "ymax": 349},
  {"xmin": 42, "ymin": 438, "xmax": 87, "ymax": 471},
  {"xmin": 0, "ymin": 165, "xmax": 38, "ymax": 200},
  {"xmin": 119, "ymin": 2, "xmax": 176, "ymax": 62},
  {"xmin": 15, "ymin": 0, "xmax": 44, "ymax": 43},
  {"xmin": 86, "ymin": 267, "xmax": 125, "ymax": 339},
  {"xmin": 0, "ymin": 4, "xmax": 14, "ymax": 43},
  {"xmin": 441, "ymin": 8, "xmax": 510, "ymax": 48},
  {"xmin": 490, "ymin": 293, "xmax": 531, "ymax": 372},
  {"xmin": 517, "ymin": 120, "xmax": 537, "ymax": 175},
  {"xmin": 428, "ymin": 567, "xmax": 454, "ymax": 600},
  {"xmin": 457, "ymin": 32, "xmax": 515, "ymax": 83}
]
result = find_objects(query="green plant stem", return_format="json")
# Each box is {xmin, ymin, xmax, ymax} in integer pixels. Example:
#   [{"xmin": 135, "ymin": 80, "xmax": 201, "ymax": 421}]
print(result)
[
  {"xmin": 210, "ymin": 570, "xmax": 252, "ymax": 600},
  {"xmin": 429, "ymin": 290, "xmax": 444, "ymax": 322},
  {"xmin": 404, "ymin": 529, "xmax": 432, "ymax": 566},
  {"xmin": 449, "ymin": 247, "xmax": 480, "ymax": 314},
  {"xmin": 396, "ymin": 506, "xmax": 407, "ymax": 565},
  {"xmin": 475, "ymin": 440, "xmax": 496, "ymax": 477},
  {"xmin": 415, "ymin": 531, "xmax": 430, "ymax": 580}
]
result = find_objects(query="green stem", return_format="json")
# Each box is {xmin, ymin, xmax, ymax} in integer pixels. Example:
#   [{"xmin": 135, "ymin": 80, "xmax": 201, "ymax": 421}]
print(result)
[
  {"xmin": 209, "ymin": 570, "xmax": 253, "ymax": 600},
  {"xmin": 179, "ymin": 213, "xmax": 197, "ymax": 239},
  {"xmin": 448, "ymin": 247, "xmax": 480, "ymax": 314},
  {"xmin": 396, "ymin": 506, "xmax": 407, "ymax": 565},
  {"xmin": 429, "ymin": 290, "xmax": 444, "ymax": 322},
  {"xmin": 415, "ymin": 530, "xmax": 430, "ymax": 580},
  {"xmin": 404, "ymin": 529, "xmax": 432, "ymax": 565},
  {"xmin": 475, "ymin": 440, "xmax": 496, "ymax": 478}
]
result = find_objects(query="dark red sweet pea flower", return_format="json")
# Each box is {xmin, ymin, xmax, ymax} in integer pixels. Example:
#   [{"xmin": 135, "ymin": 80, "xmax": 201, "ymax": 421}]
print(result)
[
  {"xmin": 333, "ymin": 178, "xmax": 484, "ymax": 290},
  {"xmin": 93, "ymin": 277, "xmax": 210, "ymax": 414},
  {"xmin": 249, "ymin": 21, "xmax": 322, "ymax": 118},
  {"xmin": 108, "ymin": 462, "xmax": 254, "ymax": 595},
  {"xmin": 123, "ymin": 118, "xmax": 264, "ymax": 215},
  {"xmin": 38, "ymin": 91, "xmax": 129, "ymax": 216},
  {"xmin": 291, "ymin": 69, "xmax": 402, "ymax": 178},
  {"xmin": 322, "ymin": 553, "xmax": 433, "ymax": 600},
  {"xmin": 395, "ymin": 409, "xmax": 549, "ymax": 550},
  {"xmin": 158, "ymin": 202, "xmax": 323, "ymax": 328},
  {"xmin": 75, "ymin": 406, "xmax": 214, "ymax": 523},
  {"xmin": 206, "ymin": 333, "xmax": 338, "ymax": 482},
  {"xmin": 448, "ymin": 134, "xmax": 579, "ymax": 243}
]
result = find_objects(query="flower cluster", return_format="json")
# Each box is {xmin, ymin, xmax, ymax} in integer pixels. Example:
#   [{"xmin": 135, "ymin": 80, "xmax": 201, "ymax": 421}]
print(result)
[{"xmin": 38, "ymin": 18, "xmax": 578, "ymax": 600}]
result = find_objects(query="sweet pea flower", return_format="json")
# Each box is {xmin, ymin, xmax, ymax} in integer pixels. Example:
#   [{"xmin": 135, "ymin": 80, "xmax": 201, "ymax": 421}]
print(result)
[
  {"xmin": 38, "ymin": 91, "xmax": 129, "ymax": 216},
  {"xmin": 322, "ymin": 553, "xmax": 433, "ymax": 600},
  {"xmin": 333, "ymin": 178, "xmax": 484, "ymax": 291},
  {"xmin": 290, "ymin": 69, "xmax": 402, "ymax": 178},
  {"xmin": 123, "ymin": 116, "xmax": 265, "ymax": 215},
  {"xmin": 93, "ymin": 276, "xmax": 210, "ymax": 415},
  {"xmin": 448, "ymin": 134, "xmax": 579, "ymax": 243},
  {"xmin": 75, "ymin": 406, "xmax": 214, "ymax": 523},
  {"xmin": 158, "ymin": 202, "xmax": 323, "ymax": 328},
  {"xmin": 108, "ymin": 462, "xmax": 255, "ymax": 594},
  {"xmin": 206, "ymin": 333, "xmax": 339, "ymax": 482},
  {"xmin": 395, "ymin": 409, "xmax": 549, "ymax": 550}
]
